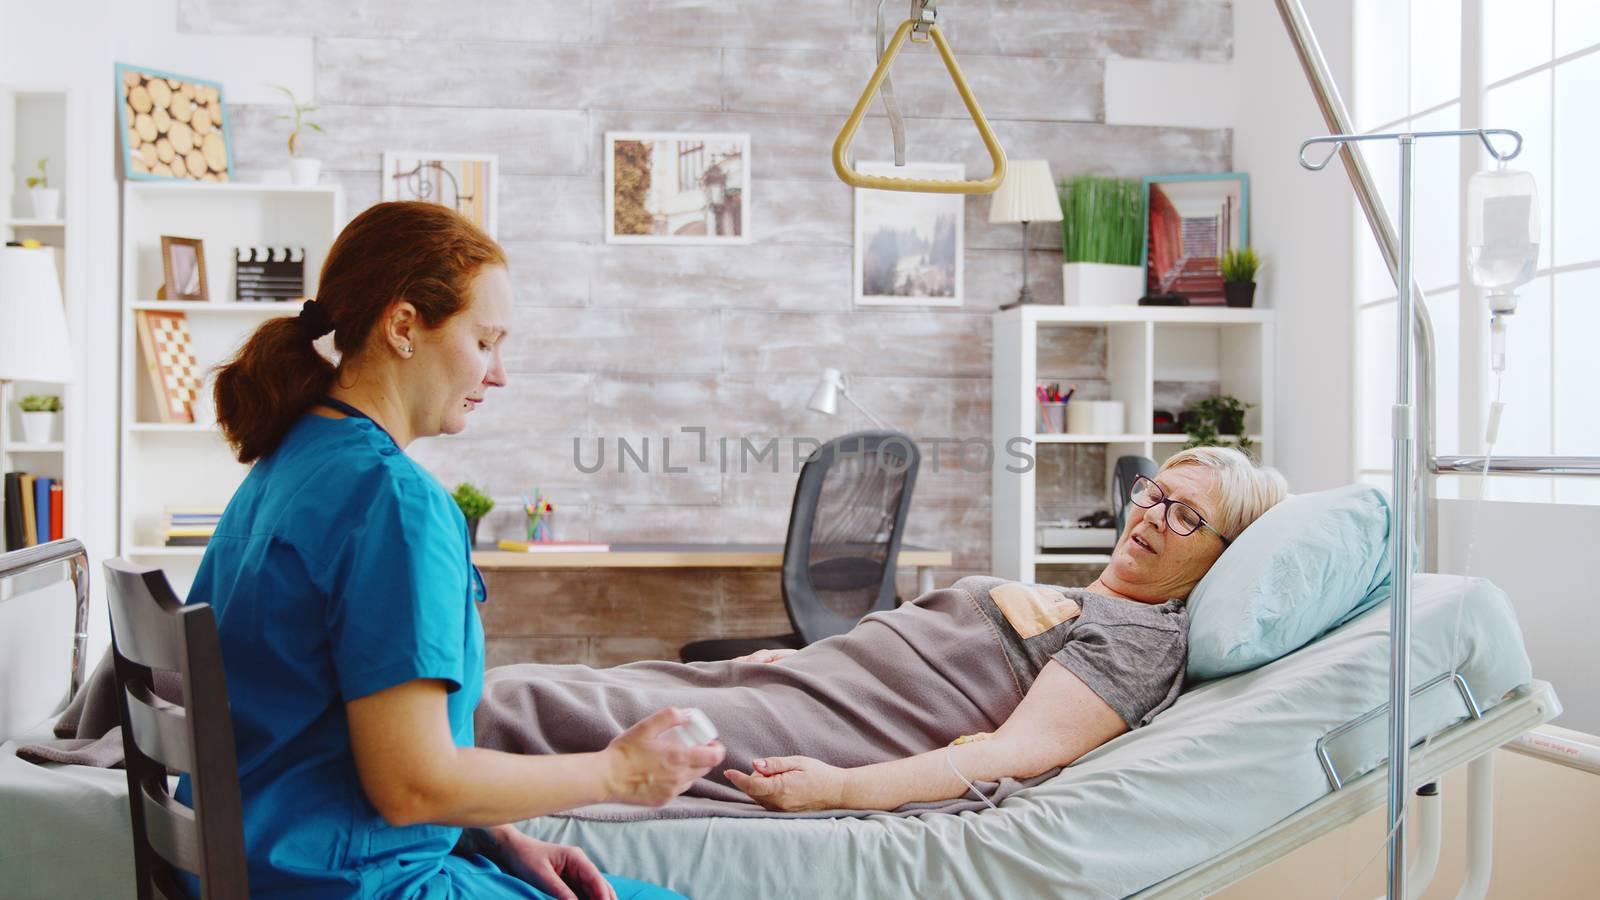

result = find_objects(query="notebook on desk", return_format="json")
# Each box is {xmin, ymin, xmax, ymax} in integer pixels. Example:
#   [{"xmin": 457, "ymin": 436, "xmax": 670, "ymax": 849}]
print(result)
[{"xmin": 496, "ymin": 540, "xmax": 611, "ymax": 553}]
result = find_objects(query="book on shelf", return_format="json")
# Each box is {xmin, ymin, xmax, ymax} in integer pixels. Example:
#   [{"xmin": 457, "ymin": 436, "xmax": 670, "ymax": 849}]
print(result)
[
  {"xmin": 33, "ymin": 477, "xmax": 54, "ymax": 546},
  {"xmin": 49, "ymin": 482, "xmax": 63, "ymax": 541},
  {"xmin": 163, "ymin": 506, "xmax": 222, "ymax": 546},
  {"xmin": 20, "ymin": 474, "xmax": 36, "ymax": 546},
  {"xmin": 164, "ymin": 535, "xmax": 212, "ymax": 547},
  {"xmin": 496, "ymin": 539, "xmax": 611, "ymax": 553},
  {"xmin": 4, "ymin": 472, "xmax": 24, "ymax": 550}
]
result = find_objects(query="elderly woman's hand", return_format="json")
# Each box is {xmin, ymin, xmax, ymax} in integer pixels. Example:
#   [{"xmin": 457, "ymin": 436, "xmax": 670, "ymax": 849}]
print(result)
[
  {"xmin": 725, "ymin": 756, "xmax": 847, "ymax": 812},
  {"xmin": 732, "ymin": 648, "xmax": 798, "ymax": 665}
]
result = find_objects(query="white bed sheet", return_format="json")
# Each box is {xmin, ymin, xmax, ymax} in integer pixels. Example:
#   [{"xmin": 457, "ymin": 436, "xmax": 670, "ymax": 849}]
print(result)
[
  {"xmin": 0, "ymin": 575, "xmax": 1533, "ymax": 900},
  {"xmin": 0, "ymin": 717, "xmax": 136, "ymax": 899},
  {"xmin": 522, "ymin": 574, "xmax": 1533, "ymax": 899}
]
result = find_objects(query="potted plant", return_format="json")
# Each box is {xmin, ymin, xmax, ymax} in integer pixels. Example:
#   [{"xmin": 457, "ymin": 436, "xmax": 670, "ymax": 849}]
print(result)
[
  {"xmin": 1219, "ymin": 246, "xmax": 1262, "ymax": 308},
  {"xmin": 26, "ymin": 157, "xmax": 59, "ymax": 220},
  {"xmin": 1182, "ymin": 394, "xmax": 1256, "ymax": 458},
  {"xmin": 18, "ymin": 394, "xmax": 61, "ymax": 444},
  {"xmin": 271, "ymin": 85, "xmax": 324, "ymax": 186},
  {"xmin": 1059, "ymin": 173, "xmax": 1144, "ymax": 306},
  {"xmin": 451, "ymin": 482, "xmax": 494, "ymax": 547}
]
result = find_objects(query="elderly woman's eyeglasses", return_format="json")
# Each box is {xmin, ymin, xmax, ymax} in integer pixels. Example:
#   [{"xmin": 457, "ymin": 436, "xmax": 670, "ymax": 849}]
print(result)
[{"xmin": 1128, "ymin": 475, "xmax": 1231, "ymax": 547}]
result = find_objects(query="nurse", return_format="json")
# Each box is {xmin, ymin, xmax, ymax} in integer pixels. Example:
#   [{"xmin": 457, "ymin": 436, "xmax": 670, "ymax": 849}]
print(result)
[{"xmin": 194, "ymin": 200, "xmax": 721, "ymax": 899}]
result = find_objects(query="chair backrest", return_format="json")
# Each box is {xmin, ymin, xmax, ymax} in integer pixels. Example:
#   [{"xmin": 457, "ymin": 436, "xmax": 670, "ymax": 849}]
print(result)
[
  {"xmin": 781, "ymin": 431, "xmax": 919, "ymax": 645},
  {"xmin": 103, "ymin": 558, "xmax": 247, "ymax": 900}
]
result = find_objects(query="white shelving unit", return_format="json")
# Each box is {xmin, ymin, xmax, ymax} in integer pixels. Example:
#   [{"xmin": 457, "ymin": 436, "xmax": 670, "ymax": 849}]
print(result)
[
  {"xmin": 2, "ymin": 85, "xmax": 78, "ymax": 551},
  {"xmin": 119, "ymin": 181, "xmax": 343, "ymax": 593},
  {"xmin": 992, "ymin": 305, "xmax": 1275, "ymax": 582}
]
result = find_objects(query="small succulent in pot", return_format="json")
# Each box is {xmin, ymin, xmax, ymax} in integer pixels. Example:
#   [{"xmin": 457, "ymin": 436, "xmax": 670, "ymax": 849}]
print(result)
[{"xmin": 1218, "ymin": 247, "xmax": 1262, "ymax": 308}]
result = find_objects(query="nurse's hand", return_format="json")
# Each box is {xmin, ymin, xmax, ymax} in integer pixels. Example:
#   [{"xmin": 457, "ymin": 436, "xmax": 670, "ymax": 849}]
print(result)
[
  {"xmin": 725, "ymin": 755, "xmax": 847, "ymax": 812},
  {"xmin": 489, "ymin": 827, "xmax": 617, "ymax": 900},
  {"xmin": 602, "ymin": 707, "xmax": 725, "ymax": 807}
]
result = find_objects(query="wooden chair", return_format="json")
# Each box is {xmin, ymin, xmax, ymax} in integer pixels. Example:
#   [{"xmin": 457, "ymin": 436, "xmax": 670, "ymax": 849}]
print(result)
[{"xmin": 104, "ymin": 558, "xmax": 247, "ymax": 899}]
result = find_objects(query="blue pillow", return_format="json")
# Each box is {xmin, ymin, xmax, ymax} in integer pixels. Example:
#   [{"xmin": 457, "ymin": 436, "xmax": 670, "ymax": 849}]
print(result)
[{"xmin": 1185, "ymin": 485, "xmax": 1394, "ymax": 681}]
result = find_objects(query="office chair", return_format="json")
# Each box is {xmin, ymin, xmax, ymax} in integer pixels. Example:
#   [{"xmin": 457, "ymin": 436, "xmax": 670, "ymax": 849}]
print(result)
[
  {"xmin": 104, "ymin": 558, "xmax": 248, "ymax": 900},
  {"xmin": 680, "ymin": 430, "xmax": 920, "ymax": 662}
]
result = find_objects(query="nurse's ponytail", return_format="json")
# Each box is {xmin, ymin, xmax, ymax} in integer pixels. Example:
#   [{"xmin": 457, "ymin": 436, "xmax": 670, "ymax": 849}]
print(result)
[{"xmin": 213, "ymin": 201, "xmax": 506, "ymax": 464}]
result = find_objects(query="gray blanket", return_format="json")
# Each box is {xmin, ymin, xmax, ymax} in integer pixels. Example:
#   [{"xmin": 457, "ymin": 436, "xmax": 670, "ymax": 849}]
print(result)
[
  {"xmin": 14, "ymin": 648, "xmax": 181, "ymax": 768},
  {"xmin": 477, "ymin": 580, "xmax": 1052, "ymax": 819}
]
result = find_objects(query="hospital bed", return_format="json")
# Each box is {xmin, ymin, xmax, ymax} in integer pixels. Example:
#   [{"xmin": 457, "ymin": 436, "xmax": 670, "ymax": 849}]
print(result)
[{"xmin": 0, "ymin": 563, "xmax": 1556, "ymax": 899}]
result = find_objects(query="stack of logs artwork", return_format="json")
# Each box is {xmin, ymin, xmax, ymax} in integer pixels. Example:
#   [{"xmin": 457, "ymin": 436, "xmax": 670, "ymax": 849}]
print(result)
[{"xmin": 120, "ymin": 67, "xmax": 231, "ymax": 181}]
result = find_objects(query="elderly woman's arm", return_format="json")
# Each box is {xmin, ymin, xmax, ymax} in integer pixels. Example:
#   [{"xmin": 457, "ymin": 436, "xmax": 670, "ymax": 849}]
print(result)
[{"xmin": 726, "ymin": 660, "xmax": 1127, "ymax": 812}]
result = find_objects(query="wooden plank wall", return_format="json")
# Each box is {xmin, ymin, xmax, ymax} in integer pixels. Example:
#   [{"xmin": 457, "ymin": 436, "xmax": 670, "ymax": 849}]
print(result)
[{"xmin": 182, "ymin": 0, "xmax": 1233, "ymax": 664}]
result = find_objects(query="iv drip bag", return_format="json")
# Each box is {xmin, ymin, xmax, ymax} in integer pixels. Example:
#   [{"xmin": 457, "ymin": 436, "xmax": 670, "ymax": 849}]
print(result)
[{"xmin": 1467, "ymin": 166, "xmax": 1539, "ymax": 314}]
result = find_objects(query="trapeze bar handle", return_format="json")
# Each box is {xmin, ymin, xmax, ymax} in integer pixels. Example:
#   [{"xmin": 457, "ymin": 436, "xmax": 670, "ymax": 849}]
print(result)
[{"xmin": 832, "ymin": 20, "xmax": 1007, "ymax": 195}]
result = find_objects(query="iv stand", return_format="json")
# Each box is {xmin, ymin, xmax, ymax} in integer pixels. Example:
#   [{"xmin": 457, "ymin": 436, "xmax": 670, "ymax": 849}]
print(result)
[{"xmin": 1299, "ymin": 126, "xmax": 1522, "ymax": 900}]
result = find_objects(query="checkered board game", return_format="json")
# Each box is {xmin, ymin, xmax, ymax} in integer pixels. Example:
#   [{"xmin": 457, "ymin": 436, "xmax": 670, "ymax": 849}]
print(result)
[{"xmin": 135, "ymin": 309, "xmax": 202, "ymax": 423}]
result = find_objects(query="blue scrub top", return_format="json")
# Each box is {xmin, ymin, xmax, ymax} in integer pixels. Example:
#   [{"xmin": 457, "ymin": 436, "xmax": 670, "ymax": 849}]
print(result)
[{"xmin": 180, "ymin": 411, "xmax": 525, "ymax": 898}]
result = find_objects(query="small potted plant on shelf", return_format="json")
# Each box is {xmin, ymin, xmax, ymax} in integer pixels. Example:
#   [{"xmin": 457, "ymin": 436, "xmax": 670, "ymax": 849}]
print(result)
[
  {"xmin": 18, "ymin": 394, "xmax": 61, "ymax": 444},
  {"xmin": 451, "ymin": 482, "xmax": 494, "ymax": 548},
  {"xmin": 26, "ymin": 157, "xmax": 59, "ymax": 220},
  {"xmin": 1059, "ymin": 173, "xmax": 1144, "ymax": 306},
  {"xmin": 1182, "ymin": 394, "xmax": 1256, "ymax": 459},
  {"xmin": 1219, "ymin": 246, "xmax": 1262, "ymax": 308},
  {"xmin": 271, "ymin": 84, "xmax": 324, "ymax": 186}
]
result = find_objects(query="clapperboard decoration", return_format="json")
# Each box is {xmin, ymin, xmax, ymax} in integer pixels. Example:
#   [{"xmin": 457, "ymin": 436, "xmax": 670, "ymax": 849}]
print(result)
[{"xmin": 234, "ymin": 246, "xmax": 306, "ymax": 303}]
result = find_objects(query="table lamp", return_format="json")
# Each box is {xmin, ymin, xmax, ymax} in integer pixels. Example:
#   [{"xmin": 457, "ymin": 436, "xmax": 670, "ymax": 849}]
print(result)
[
  {"xmin": 988, "ymin": 160, "xmax": 1063, "ymax": 310},
  {"xmin": 0, "ymin": 246, "xmax": 74, "ymax": 384},
  {"xmin": 807, "ymin": 368, "xmax": 893, "ymax": 430}
]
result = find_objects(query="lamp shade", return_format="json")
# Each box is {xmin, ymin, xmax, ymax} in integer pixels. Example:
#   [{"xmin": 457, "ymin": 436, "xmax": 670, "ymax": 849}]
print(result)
[
  {"xmin": 0, "ymin": 247, "xmax": 73, "ymax": 383},
  {"xmin": 987, "ymin": 159, "xmax": 1063, "ymax": 224},
  {"xmin": 807, "ymin": 367, "xmax": 845, "ymax": 417}
]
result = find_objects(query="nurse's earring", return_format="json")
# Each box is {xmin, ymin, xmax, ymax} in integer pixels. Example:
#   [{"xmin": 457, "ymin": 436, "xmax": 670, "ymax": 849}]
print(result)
[{"xmin": 399, "ymin": 343, "xmax": 413, "ymax": 358}]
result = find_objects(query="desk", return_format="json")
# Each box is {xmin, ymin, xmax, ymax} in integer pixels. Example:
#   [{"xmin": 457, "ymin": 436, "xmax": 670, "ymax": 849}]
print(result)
[{"xmin": 474, "ymin": 543, "xmax": 953, "ymax": 595}]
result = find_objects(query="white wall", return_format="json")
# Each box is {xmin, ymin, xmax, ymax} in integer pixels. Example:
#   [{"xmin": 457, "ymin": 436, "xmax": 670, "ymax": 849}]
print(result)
[
  {"xmin": 1108, "ymin": 0, "xmax": 1355, "ymax": 492},
  {"xmin": 0, "ymin": 0, "xmax": 312, "ymax": 662}
]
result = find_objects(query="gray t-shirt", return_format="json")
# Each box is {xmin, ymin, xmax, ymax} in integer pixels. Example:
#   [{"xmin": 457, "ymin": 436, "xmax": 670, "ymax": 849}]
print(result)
[{"xmin": 960, "ymin": 576, "xmax": 1188, "ymax": 729}]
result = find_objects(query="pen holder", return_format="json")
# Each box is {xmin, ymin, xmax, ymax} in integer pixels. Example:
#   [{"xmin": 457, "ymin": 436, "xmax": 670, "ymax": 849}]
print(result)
[
  {"xmin": 526, "ymin": 512, "xmax": 556, "ymax": 543},
  {"xmin": 1038, "ymin": 401, "xmax": 1068, "ymax": 434},
  {"xmin": 1066, "ymin": 400, "xmax": 1126, "ymax": 435}
]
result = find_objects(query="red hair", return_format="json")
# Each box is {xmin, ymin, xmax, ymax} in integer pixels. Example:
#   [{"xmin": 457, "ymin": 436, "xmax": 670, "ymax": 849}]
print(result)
[{"xmin": 213, "ymin": 201, "xmax": 506, "ymax": 463}]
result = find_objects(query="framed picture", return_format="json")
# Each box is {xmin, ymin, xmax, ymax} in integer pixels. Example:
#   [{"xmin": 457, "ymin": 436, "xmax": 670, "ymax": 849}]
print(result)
[
  {"xmin": 116, "ymin": 63, "xmax": 233, "ymax": 182},
  {"xmin": 853, "ymin": 161, "xmax": 964, "ymax": 307},
  {"xmin": 160, "ymin": 236, "xmax": 209, "ymax": 302},
  {"xmin": 605, "ymin": 132, "xmax": 750, "ymax": 244},
  {"xmin": 382, "ymin": 152, "xmax": 499, "ymax": 238},
  {"xmin": 1141, "ymin": 172, "xmax": 1250, "ymax": 305}
]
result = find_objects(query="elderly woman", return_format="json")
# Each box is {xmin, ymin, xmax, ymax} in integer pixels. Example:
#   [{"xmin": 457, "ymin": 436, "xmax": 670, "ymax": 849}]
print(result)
[{"xmin": 477, "ymin": 447, "xmax": 1286, "ymax": 815}]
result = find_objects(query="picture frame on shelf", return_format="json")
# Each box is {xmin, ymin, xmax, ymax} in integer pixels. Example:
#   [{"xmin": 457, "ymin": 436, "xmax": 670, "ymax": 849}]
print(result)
[
  {"xmin": 1140, "ymin": 172, "xmax": 1249, "ymax": 306},
  {"xmin": 134, "ymin": 309, "xmax": 202, "ymax": 424},
  {"xmin": 115, "ymin": 63, "xmax": 234, "ymax": 183},
  {"xmin": 853, "ymin": 161, "xmax": 964, "ymax": 307},
  {"xmin": 159, "ymin": 235, "xmax": 208, "ymax": 301},
  {"xmin": 604, "ymin": 132, "xmax": 750, "ymax": 244},
  {"xmin": 382, "ymin": 151, "xmax": 499, "ymax": 238}
]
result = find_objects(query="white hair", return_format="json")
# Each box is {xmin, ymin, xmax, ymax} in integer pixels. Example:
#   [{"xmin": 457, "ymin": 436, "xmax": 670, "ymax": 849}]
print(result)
[{"xmin": 1158, "ymin": 446, "xmax": 1288, "ymax": 540}]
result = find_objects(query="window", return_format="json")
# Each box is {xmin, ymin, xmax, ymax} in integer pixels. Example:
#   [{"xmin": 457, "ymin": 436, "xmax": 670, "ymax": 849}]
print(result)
[{"xmin": 1352, "ymin": 0, "xmax": 1600, "ymax": 489}]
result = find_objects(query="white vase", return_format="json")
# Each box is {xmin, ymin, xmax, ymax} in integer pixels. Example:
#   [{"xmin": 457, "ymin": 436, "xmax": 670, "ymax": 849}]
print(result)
[
  {"xmin": 290, "ymin": 158, "xmax": 322, "ymax": 186},
  {"xmin": 1061, "ymin": 262, "xmax": 1144, "ymax": 306},
  {"xmin": 20, "ymin": 411, "xmax": 56, "ymax": 444},
  {"xmin": 29, "ymin": 188, "xmax": 61, "ymax": 221}
]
